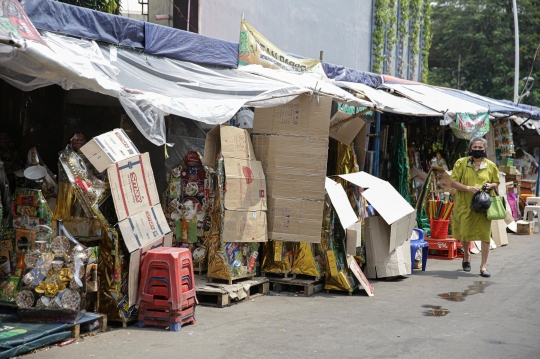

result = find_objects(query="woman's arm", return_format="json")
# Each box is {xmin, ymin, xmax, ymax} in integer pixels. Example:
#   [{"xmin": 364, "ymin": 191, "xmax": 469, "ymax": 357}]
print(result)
[{"xmin": 451, "ymin": 181, "xmax": 480, "ymax": 193}]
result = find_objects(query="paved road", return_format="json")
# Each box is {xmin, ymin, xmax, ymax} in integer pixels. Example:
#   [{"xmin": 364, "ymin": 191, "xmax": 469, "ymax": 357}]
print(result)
[{"xmin": 25, "ymin": 233, "xmax": 540, "ymax": 359}]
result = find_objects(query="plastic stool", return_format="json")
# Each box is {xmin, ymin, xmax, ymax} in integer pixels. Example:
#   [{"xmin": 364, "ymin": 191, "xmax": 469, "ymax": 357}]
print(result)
[
  {"xmin": 410, "ymin": 228, "xmax": 428, "ymax": 273},
  {"xmin": 526, "ymin": 197, "xmax": 540, "ymax": 206},
  {"xmin": 523, "ymin": 205, "xmax": 540, "ymax": 233}
]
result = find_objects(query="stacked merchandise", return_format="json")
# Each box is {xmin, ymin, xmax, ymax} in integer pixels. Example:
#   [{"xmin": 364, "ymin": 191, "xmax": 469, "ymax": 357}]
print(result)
[
  {"xmin": 81, "ymin": 129, "xmax": 172, "ymax": 320},
  {"xmin": 202, "ymin": 125, "xmax": 268, "ymax": 280},
  {"xmin": 493, "ymin": 118, "xmax": 515, "ymax": 165},
  {"xmin": 162, "ymin": 152, "xmax": 215, "ymax": 272},
  {"xmin": 137, "ymin": 248, "xmax": 196, "ymax": 331},
  {"xmin": 252, "ymin": 95, "xmax": 332, "ymax": 277}
]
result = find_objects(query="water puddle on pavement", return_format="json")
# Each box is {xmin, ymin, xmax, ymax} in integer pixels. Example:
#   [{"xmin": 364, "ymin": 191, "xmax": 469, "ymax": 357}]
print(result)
[
  {"xmin": 422, "ymin": 305, "xmax": 450, "ymax": 317},
  {"xmin": 438, "ymin": 281, "xmax": 493, "ymax": 302}
]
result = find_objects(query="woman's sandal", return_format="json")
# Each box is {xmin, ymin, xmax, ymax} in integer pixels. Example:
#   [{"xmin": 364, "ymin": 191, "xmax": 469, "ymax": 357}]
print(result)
[
  {"xmin": 480, "ymin": 269, "xmax": 491, "ymax": 277},
  {"xmin": 462, "ymin": 261, "xmax": 471, "ymax": 272}
]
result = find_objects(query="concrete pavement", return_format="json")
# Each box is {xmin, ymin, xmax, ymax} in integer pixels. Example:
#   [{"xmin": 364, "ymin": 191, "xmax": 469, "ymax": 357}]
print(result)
[{"xmin": 24, "ymin": 233, "xmax": 540, "ymax": 359}]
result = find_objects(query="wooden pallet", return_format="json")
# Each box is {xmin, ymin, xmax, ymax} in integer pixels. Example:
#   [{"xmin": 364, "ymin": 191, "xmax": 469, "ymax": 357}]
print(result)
[
  {"xmin": 324, "ymin": 289, "xmax": 354, "ymax": 296},
  {"xmin": 193, "ymin": 262, "xmax": 208, "ymax": 276},
  {"xmin": 207, "ymin": 273, "xmax": 255, "ymax": 285},
  {"xmin": 196, "ymin": 277, "xmax": 269, "ymax": 308},
  {"xmin": 261, "ymin": 271, "xmax": 292, "ymax": 279},
  {"xmin": 269, "ymin": 277, "xmax": 323, "ymax": 297},
  {"xmin": 68, "ymin": 313, "xmax": 107, "ymax": 339}
]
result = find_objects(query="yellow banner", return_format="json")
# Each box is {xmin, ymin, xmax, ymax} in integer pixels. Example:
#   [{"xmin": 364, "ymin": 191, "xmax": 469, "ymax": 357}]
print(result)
[{"xmin": 238, "ymin": 20, "xmax": 321, "ymax": 73}]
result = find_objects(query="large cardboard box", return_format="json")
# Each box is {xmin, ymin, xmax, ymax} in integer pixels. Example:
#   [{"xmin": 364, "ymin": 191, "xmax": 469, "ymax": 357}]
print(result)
[
  {"xmin": 329, "ymin": 110, "xmax": 366, "ymax": 146},
  {"xmin": 339, "ymin": 173, "xmax": 416, "ymax": 253},
  {"xmin": 108, "ymin": 153, "xmax": 160, "ymax": 221},
  {"xmin": 202, "ymin": 125, "xmax": 268, "ymax": 243},
  {"xmin": 223, "ymin": 158, "xmax": 267, "ymax": 211},
  {"xmin": 118, "ymin": 204, "xmax": 170, "ymax": 253},
  {"xmin": 80, "ymin": 128, "xmax": 139, "ymax": 173},
  {"xmin": 203, "ymin": 125, "xmax": 256, "ymax": 167},
  {"xmin": 252, "ymin": 135, "xmax": 328, "ymax": 200},
  {"xmin": 364, "ymin": 216, "xmax": 412, "ymax": 278},
  {"xmin": 253, "ymin": 95, "xmax": 332, "ymax": 139},
  {"xmin": 267, "ymin": 196, "xmax": 324, "ymax": 243}
]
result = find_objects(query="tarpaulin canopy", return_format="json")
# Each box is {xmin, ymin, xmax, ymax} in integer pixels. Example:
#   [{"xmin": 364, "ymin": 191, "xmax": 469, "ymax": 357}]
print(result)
[
  {"xmin": 323, "ymin": 62, "xmax": 384, "ymax": 88},
  {"xmin": 0, "ymin": 31, "xmax": 311, "ymax": 146},
  {"xmin": 238, "ymin": 65, "xmax": 374, "ymax": 108},
  {"xmin": 498, "ymin": 99, "xmax": 540, "ymax": 119},
  {"xmin": 21, "ymin": 0, "xmax": 238, "ymax": 68},
  {"xmin": 338, "ymin": 81, "xmax": 441, "ymax": 117},
  {"xmin": 381, "ymin": 82, "xmax": 489, "ymax": 124},
  {"xmin": 442, "ymin": 89, "xmax": 536, "ymax": 118}
]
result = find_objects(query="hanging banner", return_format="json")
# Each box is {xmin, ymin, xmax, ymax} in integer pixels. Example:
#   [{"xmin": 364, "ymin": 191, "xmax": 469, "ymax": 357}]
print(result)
[
  {"xmin": 0, "ymin": 0, "xmax": 47, "ymax": 46},
  {"xmin": 450, "ymin": 112, "xmax": 490, "ymax": 140},
  {"xmin": 238, "ymin": 19, "xmax": 323, "ymax": 74}
]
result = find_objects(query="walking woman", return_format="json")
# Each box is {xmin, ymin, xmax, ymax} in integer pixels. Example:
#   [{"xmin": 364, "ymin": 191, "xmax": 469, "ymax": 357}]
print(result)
[{"xmin": 450, "ymin": 137, "xmax": 500, "ymax": 277}]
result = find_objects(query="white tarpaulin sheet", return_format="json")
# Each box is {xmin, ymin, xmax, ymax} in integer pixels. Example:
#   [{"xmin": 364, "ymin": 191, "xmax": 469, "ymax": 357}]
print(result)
[
  {"xmin": 238, "ymin": 65, "xmax": 374, "ymax": 109},
  {"xmin": 383, "ymin": 83, "xmax": 488, "ymax": 124},
  {"xmin": 338, "ymin": 81, "xmax": 441, "ymax": 117},
  {"xmin": 0, "ymin": 32, "xmax": 334, "ymax": 146}
]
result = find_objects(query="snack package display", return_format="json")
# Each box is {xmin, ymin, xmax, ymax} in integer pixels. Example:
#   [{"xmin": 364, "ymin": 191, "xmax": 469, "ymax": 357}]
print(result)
[{"xmin": 493, "ymin": 118, "xmax": 515, "ymax": 159}]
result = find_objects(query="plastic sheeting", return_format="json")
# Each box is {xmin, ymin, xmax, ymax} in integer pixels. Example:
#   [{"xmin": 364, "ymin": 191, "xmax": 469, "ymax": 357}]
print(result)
[
  {"xmin": 21, "ymin": 0, "xmax": 145, "ymax": 49},
  {"xmin": 144, "ymin": 23, "xmax": 238, "ymax": 69},
  {"xmin": 238, "ymin": 65, "xmax": 374, "ymax": 108},
  {"xmin": 499, "ymin": 99, "xmax": 540, "ymax": 119},
  {"xmin": 442, "ymin": 89, "xmax": 535, "ymax": 117},
  {"xmin": 382, "ymin": 83, "xmax": 488, "ymax": 124},
  {"xmin": 323, "ymin": 62, "xmax": 383, "ymax": 88},
  {"xmin": 338, "ymin": 81, "xmax": 441, "ymax": 117},
  {"xmin": 0, "ymin": 32, "xmax": 312, "ymax": 146}
]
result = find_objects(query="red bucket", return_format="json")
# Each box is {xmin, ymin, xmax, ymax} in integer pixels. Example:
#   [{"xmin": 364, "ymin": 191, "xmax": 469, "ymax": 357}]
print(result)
[{"xmin": 430, "ymin": 219, "xmax": 450, "ymax": 239}]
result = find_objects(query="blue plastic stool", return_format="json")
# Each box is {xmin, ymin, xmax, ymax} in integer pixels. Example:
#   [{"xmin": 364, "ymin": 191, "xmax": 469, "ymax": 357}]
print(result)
[{"xmin": 410, "ymin": 228, "xmax": 428, "ymax": 273}]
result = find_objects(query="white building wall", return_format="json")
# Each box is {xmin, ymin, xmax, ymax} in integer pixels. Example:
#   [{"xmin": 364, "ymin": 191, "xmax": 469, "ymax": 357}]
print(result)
[{"xmin": 198, "ymin": 0, "xmax": 374, "ymax": 72}]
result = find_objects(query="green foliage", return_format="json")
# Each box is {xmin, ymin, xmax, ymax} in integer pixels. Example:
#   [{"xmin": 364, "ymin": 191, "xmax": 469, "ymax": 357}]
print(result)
[
  {"xmin": 373, "ymin": 0, "xmax": 390, "ymax": 73},
  {"xmin": 428, "ymin": 0, "xmax": 540, "ymax": 106},
  {"xmin": 409, "ymin": 0, "xmax": 424, "ymax": 80},
  {"xmin": 398, "ymin": 0, "xmax": 410, "ymax": 78},
  {"xmin": 421, "ymin": 2, "xmax": 433, "ymax": 82},
  {"xmin": 57, "ymin": 0, "xmax": 121, "ymax": 15},
  {"xmin": 385, "ymin": 0, "xmax": 398, "ymax": 74}
]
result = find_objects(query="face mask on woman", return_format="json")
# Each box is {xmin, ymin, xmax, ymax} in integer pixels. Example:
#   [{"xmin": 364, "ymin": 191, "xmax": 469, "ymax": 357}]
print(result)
[{"xmin": 470, "ymin": 149, "xmax": 485, "ymax": 159}]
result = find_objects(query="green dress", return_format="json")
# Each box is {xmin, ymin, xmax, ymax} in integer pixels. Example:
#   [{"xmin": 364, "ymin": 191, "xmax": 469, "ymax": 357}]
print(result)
[{"xmin": 450, "ymin": 157, "xmax": 500, "ymax": 243}]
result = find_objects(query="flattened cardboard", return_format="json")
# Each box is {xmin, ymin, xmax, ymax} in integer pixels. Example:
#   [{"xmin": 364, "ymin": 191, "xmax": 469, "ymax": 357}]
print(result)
[
  {"xmin": 364, "ymin": 215, "xmax": 411, "ymax": 279},
  {"xmin": 203, "ymin": 125, "xmax": 256, "ymax": 167},
  {"xmin": 267, "ymin": 196, "xmax": 324, "ymax": 243},
  {"xmin": 491, "ymin": 220, "xmax": 509, "ymax": 247},
  {"xmin": 347, "ymin": 255, "xmax": 374, "ymax": 296},
  {"xmin": 118, "ymin": 204, "xmax": 171, "ymax": 253},
  {"xmin": 223, "ymin": 158, "xmax": 267, "ymax": 211},
  {"xmin": 329, "ymin": 110, "xmax": 366, "ymax": 146},
  {"xmin": 253, "ymin": 94, "xmax": 332, "ymax": 139},
  {"xmin": 108, "ymin": 153, "xmax": 160, "ymax": 221},
  {"xmin": 252, "ymin": 135, "xmax": 328, "ymax": 200},
  {"xmin": 222, "ymin": 210, "xmax": 267, "ymax": 242},
  {"xmin": 346, "ymin": 222, "xmax": 362, "ymax": 256},
  {"xmin": 129, "ymin": 234, "xmax": 172, "ymax": 307},
  {"xmin": 389, "ymin": 213, "xmax": 416, "ymax": 254},
  {"xmin": 324, "ymin": 178, "xmax": 358, "ymax": 229},
  {"xmin": 80, "ymin": 128, "xmax": 139, "ymax": 173}
]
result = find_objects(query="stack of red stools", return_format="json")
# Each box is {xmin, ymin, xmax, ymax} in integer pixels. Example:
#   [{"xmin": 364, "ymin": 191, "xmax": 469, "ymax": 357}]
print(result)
[{"xmin": 137, "ymin": 247, "xmax": 197, "ymax": 331}]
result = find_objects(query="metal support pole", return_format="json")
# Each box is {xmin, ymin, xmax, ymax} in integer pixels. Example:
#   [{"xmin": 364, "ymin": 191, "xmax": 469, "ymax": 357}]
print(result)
[
  {"xmin": 513, "ymin": 0, "xmax": 520, "ymax": 103},
  {"xmin": 373, "ymin": 112, "xmax": 381, "ymax": 178}
]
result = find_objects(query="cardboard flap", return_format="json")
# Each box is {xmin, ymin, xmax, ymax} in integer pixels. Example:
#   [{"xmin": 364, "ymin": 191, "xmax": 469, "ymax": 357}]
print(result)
[
  {"xmin": 224, "ymin": 159, "xmax": 267, "ymax": 211},
  {"xmin": 222, "ymin": 210, "xmax": 268, "ymax": 242},
  {"xmin": 347, "ymin": 255, "xmax": 374, "ymax": 296},
  {"xmin": 324, "ymin": 178, "xmax": 358, "ymax": 230},
  {"xmin": 118, "ymin": 205, "xmax": 171, "ymax": 253},
  {"xmin": 363, "ymin": 182, "xmax": 415, "ymax": 225},
  {"xmin": 338, "ymin": 172, "xmax": 386, "ymax": 189},
  {"xmin": 203, "ymin": 125, "xmax": 256, "ymax": 167},
  {"xmin": 329, "ymin": 111, "xmax": 366, "ymax": 146},
  {"xmin": 388, "ymin": 212, "xmax": 416, "ymax": 253},
  {"xmin": 108, "ymin": 153, "xmax": 160, "ymax": 221},
  {"xmin": 80, "ymin": 128, "xmax": 139, "ymax": 172},
  {"xmin": 202, "ymin": 125, "xmax": 221, "ymax": 167}
]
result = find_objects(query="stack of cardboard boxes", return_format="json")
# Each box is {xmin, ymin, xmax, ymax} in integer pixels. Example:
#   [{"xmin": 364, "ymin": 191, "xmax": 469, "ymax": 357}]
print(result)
[{"xmin": 81, "ymin": 129, "xmax": 172, "ymax": 307}]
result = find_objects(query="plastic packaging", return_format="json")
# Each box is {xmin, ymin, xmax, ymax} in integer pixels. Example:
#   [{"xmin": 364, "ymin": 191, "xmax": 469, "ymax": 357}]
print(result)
[{"xmin": 471, "ymin": 190, "xmax": 491, "ymax": 213}]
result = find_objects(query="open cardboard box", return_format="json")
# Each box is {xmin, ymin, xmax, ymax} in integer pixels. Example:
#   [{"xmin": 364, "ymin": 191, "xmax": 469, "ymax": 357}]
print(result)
[
  {"xmin": 202, "ymin": 125, "xmax": 268, "ymax": 243},
  {"xmin": 326, "ymin": 172, "xmax": 416, "ymax": 279},
  {"xmin": 329, "ymin": 110, "xmax": 366, "ymax": 146}
]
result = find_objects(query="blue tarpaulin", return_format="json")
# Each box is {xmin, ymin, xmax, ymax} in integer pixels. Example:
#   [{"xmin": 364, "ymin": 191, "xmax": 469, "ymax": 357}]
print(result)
[
  {"xmin": 322, "ymin": 62, "xmax": 383, "ymax": 88},
  {"xmin": 441, "ymin": 89, "xmax": 535, "ymax": 117},
  {"xmin": 21, "ymin": 0, "xmax": 145, "ymax": 49},
  {"xmin": 20, "ymin": 0, "xmax": 239, "ymax": 68},
  {"xmin": 144, "ymin": 22, "xmax": 238, "ymax": 68},
  {"xmin": 498, "ymin": 100, "xmax": 540, "ymax": 119}
]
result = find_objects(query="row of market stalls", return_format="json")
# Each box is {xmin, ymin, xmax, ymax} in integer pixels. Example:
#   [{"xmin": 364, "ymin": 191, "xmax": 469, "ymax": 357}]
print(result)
[{"xmin": 0, "ymin": 0, "xmax": 539, "ymax": 351}]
